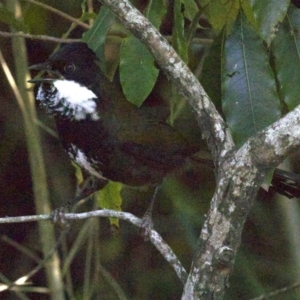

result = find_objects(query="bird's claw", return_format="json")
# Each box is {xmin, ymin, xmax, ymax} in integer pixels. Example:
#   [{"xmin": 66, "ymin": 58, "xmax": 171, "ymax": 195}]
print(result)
[
  {"xmin": 139, "ymin": 214, "xmax": 154, "ymax": 241},
  {"xmin": 51, "ymin": 205, "xmax": 70, "ymax": 228}
]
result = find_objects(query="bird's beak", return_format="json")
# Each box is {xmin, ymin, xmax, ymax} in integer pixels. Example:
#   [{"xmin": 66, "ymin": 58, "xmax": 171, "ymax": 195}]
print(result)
[
  {"xmin": 27, "ymin": 78, "xmax": 56, "ymax": 84},
  {"xmin": 28, "ymin": 63, "xmax": 61, "ymax": 84},
  {"xmin": 28, "ymin": 62, "xmax": 50, "ymax": 71}
]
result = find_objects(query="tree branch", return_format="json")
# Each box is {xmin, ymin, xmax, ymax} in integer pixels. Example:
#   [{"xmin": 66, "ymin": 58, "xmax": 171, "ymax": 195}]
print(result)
[
  {"xmin": 0, "ymin": 31, "xmax": 81, "ymax": 43},
  {"xmin": 96, "ymin": 1, "xmax": 300, "ymax": 299},
  {"xmin": 183, "ymin": 106, "xmax": 300, "ymax": 299},
  {"xmin": 0, "ymin": 210, "xmax": 187, "ymax": 284}
]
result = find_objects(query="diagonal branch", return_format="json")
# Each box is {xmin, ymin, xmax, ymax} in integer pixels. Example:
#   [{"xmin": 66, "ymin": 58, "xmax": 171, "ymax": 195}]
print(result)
[
  {"xmin": 183, "ymin": 105, "xmax": 300, "ymax": 299},
  {"xmin": 97, "ymin": 1, "xmax": 300, "ymax": 299}
]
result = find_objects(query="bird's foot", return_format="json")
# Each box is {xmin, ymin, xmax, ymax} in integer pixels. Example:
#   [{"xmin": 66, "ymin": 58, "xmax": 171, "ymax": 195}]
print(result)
[
  {"xmin": 138, "ymin": 186, "xmax": 159, "ymax": 241},
  {"xmin": 51, "ymin": 205, "xmax": 70, "ymax": 228},
  {"xmin": 139, "ymin": 213, "xmax": 154, "ymax": 241}
]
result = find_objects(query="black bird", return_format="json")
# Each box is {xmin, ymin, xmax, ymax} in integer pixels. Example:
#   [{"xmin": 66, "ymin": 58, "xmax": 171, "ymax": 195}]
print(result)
[
  {"xmin": 29, "ymin": 42, "xmax": 300, "ymax": 236},
  {"xmin": 29, "ymin": 42, "xmax": 199, "ymax": 237}
]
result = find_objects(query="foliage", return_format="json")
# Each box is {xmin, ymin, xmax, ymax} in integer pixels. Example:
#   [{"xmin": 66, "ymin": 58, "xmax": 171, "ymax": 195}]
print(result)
[{"xmin": 1, "ymin": 0, "xmax": 300, "ymax": 299}]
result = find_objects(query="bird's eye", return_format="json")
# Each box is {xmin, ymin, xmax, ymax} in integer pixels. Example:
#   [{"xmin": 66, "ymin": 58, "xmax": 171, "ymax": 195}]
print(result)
[{"xmin": 64, "ymin": 63, "xmax": 76, "ymax": 73}]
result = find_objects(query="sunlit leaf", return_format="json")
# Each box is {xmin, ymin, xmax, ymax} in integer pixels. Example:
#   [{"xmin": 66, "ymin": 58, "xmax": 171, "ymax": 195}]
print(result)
[
  {"xmin": 97, "ymin": 181, "xmax": 122, "ymax": 228},
  {"xmin": 248, "ymin": 0, "xmax": 290, "ymax": 45},
  {"xmin": 222, "ymin": 12, "xmax": 280, "ymax": 147},
  {"xmin": 272, "ymin": 6, "xmax": 300, "ymax": 110}
]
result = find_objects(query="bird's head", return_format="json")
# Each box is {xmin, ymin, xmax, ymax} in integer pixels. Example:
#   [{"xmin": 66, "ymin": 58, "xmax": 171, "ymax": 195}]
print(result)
[
  {"xmin": 29, "ymin": 43, "xmax": 102, "ymax": 121},
  {"xmin": 29, "ymin": 42, "xmax": 101, "ymax": 87}
]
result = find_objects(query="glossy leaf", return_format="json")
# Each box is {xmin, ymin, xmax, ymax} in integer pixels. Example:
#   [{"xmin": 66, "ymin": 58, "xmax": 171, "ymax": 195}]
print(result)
[
  {"xmin": 120, "ymin": 35, "xmax": 159, "ymax": 107},
  {"xmin": 173, "ymin": 0, "xmax": 188, "ymax": 62},
  {"xmin": 272, "ymin": 6, "xmax": 300, "ymax": 110},
  {"xmin": 222, "ymin": 13, "xmax": 280, "ymax": 147},
  {"xmin": 82, "ymin": 6, "xmax": 115, "ymax": 70},
  {"xmin": 248, "ymin": 0, "xmax": 290, "ymax": 45}
]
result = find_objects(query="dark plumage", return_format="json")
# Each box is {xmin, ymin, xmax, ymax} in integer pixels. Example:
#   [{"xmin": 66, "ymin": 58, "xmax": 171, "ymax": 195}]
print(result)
[
  {"xmin": 29, "ymin": 43, "xmax": 199, "ymax": 236},
  {"xmin": 30, "ymin": 42, "xmax": 197, "ymax": 187}
]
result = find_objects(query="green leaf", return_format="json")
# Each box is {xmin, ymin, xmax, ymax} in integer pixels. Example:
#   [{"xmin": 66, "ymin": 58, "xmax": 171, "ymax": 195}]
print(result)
[
  {"xmin": 248, "ymin": 0, "xmax": 290, "ymax": 45},
  {"xmin": 222, "ymin": 12, "xmax": 280, "ymax": 147},
  {"xmin": 97, "ymin": 181, "xmax": 122, "ymax": 228},
  {"xmin": 82, "ymin": 6, "xmax": 115, "ymax": 70},
  {"xmin": 241, "ymin": 0, "xmax": 257, "ymax": 30},
  {"xmin": 144, "ymin": 0, "xmax": 166, "ymax": 29},
  {"xmin": 72, "ymin": 161, "xmax": 84, "ymax": 183},
  {"xmin": 203, "ymin": 0, "xmax": 240, "ymax": 33},
  {"xmin": 0, "ymin": 7, "xmax": 29, "ymax": 32},
  {"xmin": 118, "ymin": 0, "xmax": 164, "ymax": 106},
  {"xmin": 183, "ymin": 0, "xmax": 199, "ymax": 22},
  {"xmin": 201, "ymin": 31, "xmax": 223, "ymax": 109},
  {"xmin": 172, "ymin": 0, "xmax": 188, "ymax": 62},
  {"xmin": 272, "ymin": 6, "xmax": 300, "ymax": 110},
  {"xmin": 120, "ymin": 35, "xmax": 159, "ymax": 107}
]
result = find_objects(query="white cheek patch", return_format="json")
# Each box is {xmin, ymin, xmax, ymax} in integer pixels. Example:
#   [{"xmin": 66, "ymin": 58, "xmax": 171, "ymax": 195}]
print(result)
[
  {"xmin": 54, "ymin": 80, "xmax": 99, "ymax": 121},
  {"xmin": 37, "ymin": 79, "xmax": 100, "ymax": 121}
]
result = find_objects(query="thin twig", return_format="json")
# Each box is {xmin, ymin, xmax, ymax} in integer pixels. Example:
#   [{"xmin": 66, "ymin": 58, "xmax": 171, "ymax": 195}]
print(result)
[
  {"xmin": 0, "ymin": 31, "xmax": 81, "ymax": 43},
  {"xmin": 251, "ymin": 282, "xmax": 300, "ymax": 300},
  {"xmin": 23, "ymin": 0, "xmax": 90, "ymax": 29},
  {"xmin": 0, "ymin": 30, "xmax": 213, "ymax": 47},
  {"xmin": 0, "ymin": 230, "xmax": 68, "ymax": 293},
  {"xmin": 1, "ymin": 235, "xmax": 41, "ymax": 263},
  {"xmin": 0, "ymin": 209, "xmax": 188, "ymax": 284}
]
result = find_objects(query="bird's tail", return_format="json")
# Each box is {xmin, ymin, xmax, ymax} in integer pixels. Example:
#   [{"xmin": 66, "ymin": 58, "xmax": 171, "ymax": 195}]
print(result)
[
  {"xmin": 190, "ymin": 153, "xmax": 300, "ymax": 199},
  {"xmin": 270, "ymin": 169, "xmax": 300, "ymax": 198}
]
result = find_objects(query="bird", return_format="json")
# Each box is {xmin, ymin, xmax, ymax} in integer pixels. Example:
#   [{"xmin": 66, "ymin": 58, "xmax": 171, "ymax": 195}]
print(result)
[
  {"xmin": 28, "ymin": 42, "xmax": 200, "ymax": 238},
  {"xmin": 29, "ymin": 42, "xmax": 300, "ymax": 237}
]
